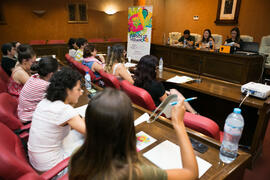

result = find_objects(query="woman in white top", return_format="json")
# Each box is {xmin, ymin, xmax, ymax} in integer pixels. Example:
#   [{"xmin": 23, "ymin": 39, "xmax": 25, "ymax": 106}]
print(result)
[
  {"xmin": 28, "ymin": 67, "xmax": 86, "ymax": 172},
  {"xmin": 68, "ymin": 38, "xmax": 78, "ymax": 58},
  {"xmin": 104, "ymin": 44, "xmax": 134, "ymax": 84}
]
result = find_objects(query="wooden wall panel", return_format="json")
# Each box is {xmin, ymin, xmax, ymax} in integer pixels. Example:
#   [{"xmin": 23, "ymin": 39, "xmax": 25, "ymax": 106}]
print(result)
[
  {"xmin": 0, "ymin": 0, "xmax": 269, "ymax": 48},
  {"xmin": 0, "ymin": 0, "xmax": 131, "ymax": 46},
  {"xmin": 162, "ymin": 0, "xmax": 270, "ymax": 43}
]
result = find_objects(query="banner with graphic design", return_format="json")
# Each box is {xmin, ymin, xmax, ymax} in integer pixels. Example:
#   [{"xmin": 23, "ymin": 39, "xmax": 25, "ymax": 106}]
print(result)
[{"xmin": 127, "ymin": 6, "xmax": 152, "ymax": 61}]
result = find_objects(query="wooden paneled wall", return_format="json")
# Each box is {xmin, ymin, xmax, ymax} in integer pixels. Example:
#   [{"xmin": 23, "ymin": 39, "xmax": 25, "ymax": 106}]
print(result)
[
  {"xmin": 152, "ymin": 0, "xmax": 270, "ymax": 44},
  {"xmin": 0, "ymin": 0, "xmax": 269, "ymax": 47},
  {"xmin": 0, "ymin": 0, "xmax": 132, "ymax": 46}
]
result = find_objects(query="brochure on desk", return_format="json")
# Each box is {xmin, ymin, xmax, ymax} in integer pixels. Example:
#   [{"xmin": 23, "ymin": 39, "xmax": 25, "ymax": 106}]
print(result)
[{"xmin": 143, "ymin": 140, "xmax": 212, "ymax": 178}]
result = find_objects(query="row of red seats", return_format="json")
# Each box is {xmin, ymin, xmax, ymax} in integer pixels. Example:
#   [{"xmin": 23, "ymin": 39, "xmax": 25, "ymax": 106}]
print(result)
[
  {"xmin": 63, "ymin": 55, "xmax": 224, "ymax": 141},
  {"xmin": 0, "ymin": 67, "xmax": 69, "ymax": 179},
  {"xmin": 98, "ymin": 72, "xmax": 224, "ymax": 142},
  {"xmin": 29, "ymin": 38, "xmax": 123, "ymax": 45}
]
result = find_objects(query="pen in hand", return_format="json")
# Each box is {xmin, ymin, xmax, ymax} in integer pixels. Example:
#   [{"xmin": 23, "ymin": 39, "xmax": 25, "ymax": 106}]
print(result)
[{"xmin": 170, "ymin": 97, "xmax": 198, "ymax": 106}]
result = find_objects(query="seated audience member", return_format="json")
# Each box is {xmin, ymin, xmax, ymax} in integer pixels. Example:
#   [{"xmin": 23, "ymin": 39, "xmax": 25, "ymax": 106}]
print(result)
[
  {"xmin": 68, "ymin": 38, "xmax": 78, "ymax": 58},
  {"xmin": 225, "ymin": 27, "xmax": 243, "ymax": 50},
  {"xmin": 104, "ymin": 44, "xmax": 134, "ymax": 84},
  {"xmin": 82, "ymin": 45, "xmax": 104, "ymax": 78},
  {"xmin": 178, "ymin": 29, "xmax": 195, "ymax": 47},
  {"xmin": 74, "ymin": 38, "xmax": 88, "ymax": 62},
  {"xmin": 1, "ymin": 43, "xmax": 17, "ymax": 76},
  {"xmin": 8, "ymin": 45, "xmax": 36, "ymax": 97},
  {"xmin": 11, "ymin": 41, "xmax": 21, "ymax": 59},
  {"xmin": 28, "ymin": 67, "xmax": 86, "ymax": 172},
  {"xmin": 69, "ymin": 88, "xmax": 198, "ymax": 180},
  {"xmin": 18, "ymin": 56, "xmax": 59, "ymax": 124},
  {"xmin": 199, "ymin": 29, "xmax": 215, "ymax": 49},
  {"xmin": 134, "ymin": 55, "xmax": 197, "ymax": 114}
]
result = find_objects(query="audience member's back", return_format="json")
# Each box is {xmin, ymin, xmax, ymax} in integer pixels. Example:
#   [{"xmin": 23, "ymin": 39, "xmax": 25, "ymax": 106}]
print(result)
[{"xmin": 18, "ymin": 56, "xmax": 58, "ymax": 123}]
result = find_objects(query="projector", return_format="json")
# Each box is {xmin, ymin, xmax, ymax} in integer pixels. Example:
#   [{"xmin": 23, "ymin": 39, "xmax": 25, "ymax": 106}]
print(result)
[{"xmin": 241, "ymin": 82, "xmax": 270, "ymax": 99}]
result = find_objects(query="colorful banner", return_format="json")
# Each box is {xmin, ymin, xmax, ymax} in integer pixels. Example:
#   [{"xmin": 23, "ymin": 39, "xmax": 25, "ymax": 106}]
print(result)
[{"xmin": 127, "ymin": 6, "xmax": 152, "ymax": 61}]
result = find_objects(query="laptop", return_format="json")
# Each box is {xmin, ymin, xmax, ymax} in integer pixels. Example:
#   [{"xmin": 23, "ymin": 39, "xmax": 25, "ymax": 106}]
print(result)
[{"xmin": 236, "ymin": 42, "xmax": 259, "ymax": 55}]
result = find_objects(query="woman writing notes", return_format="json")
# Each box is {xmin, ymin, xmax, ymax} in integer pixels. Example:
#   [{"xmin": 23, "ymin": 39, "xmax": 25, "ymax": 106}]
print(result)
[
  {"xmin": 69, "ymin": 88, "xmax": 198, "ymax": 180},
  {"xmin": 134, "ymin": 55, "xmax": 197, "ymax": 114},
  {"xmin": 28, "ymin": 67, "xmax": 85, "ymax": 172}
]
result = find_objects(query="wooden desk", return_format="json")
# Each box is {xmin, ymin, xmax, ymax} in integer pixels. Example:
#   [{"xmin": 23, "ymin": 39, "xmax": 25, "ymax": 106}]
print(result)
[
  {"xmin": 157, "ymin": 67, "xmax": 270, "ymax": 167},
  {"xmin": 75, "ymin": 91, "xmax": 251, "ymax": 180},
  {"xmin": 151, "ymin": 44, "xmax": 264, "ymax": 84}
]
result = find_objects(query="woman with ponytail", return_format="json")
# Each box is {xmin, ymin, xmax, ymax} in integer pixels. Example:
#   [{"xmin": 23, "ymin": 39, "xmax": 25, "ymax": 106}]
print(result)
[
  {"xmin": 18, "ymin": 56, "xmax": 58, "ymax": 123},
  {"xmin": 7, "ymin": 44, "xmax": 36, "ymax": 97}
]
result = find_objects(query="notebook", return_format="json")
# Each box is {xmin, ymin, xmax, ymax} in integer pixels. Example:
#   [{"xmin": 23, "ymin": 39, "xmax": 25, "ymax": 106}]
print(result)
[{"xmin": 143, "ymin": 140, "xmax": 212, "ymax": 178}]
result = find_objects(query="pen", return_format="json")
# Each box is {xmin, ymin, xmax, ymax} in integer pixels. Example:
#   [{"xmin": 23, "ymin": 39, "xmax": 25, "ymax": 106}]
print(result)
[{"xmin": 170, "ymin": 97, "xmax": 198, "ymax": 106}]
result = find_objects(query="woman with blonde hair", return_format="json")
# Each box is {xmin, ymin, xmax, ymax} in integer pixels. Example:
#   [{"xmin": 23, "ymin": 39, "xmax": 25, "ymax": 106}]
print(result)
[{"xmin": 104, "ymin": 44, "xmax": 134, "ymax": 84}]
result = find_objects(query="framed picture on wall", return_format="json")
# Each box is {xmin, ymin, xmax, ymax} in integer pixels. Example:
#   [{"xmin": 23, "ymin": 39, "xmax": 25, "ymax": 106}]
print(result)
[{"xmin": 215, "ymin": 0, "xmax": 241, "ymax": 25}]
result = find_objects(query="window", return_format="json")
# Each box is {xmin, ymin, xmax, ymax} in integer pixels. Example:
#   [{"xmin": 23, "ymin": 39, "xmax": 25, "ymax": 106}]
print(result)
[
  {"xmin": 68, "ymin": 3, "xmax": 88, "ymax": 23},
  {"xmin": 0, "ymin": 4, "xmax": 6, "ymax": 25}
]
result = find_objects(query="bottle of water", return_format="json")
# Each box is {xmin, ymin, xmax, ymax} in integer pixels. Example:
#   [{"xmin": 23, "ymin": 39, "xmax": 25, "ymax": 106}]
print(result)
[
  {"xmin": 159, "ymin": 57, "xmax": 163, "ymax": 71},
  {"xmin": 209, "ymin": 40, "xmax": 213, "ymax": 49},
  {"xmin": 219, "ymin": 108, "xmax": 244, "ymax": 164},
  {"xmin": 85, "ymin": 72, "xmax": 91, "ymax": 92},
  {"xmin": 183, "ymin": 39, "xmax": 187, "ymax": 47}
]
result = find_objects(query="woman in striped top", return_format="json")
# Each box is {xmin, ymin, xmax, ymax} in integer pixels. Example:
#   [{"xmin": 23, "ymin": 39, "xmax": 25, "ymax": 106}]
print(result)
[{"xmin": 18, "ymin": 56, "xmax": 58, "ymax": 123}]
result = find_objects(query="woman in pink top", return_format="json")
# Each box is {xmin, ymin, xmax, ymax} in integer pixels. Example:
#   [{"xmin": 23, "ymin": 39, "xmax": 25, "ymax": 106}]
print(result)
[
  {"xmin": 82, "ymin": 45, "xmax": 104, "ymax": 78},
  {"xmin": 8, "ymin": 44, "xmax": 36, "ymax": 97},
  {"xmin": 18, "ymin": 56, "xmax": 59, "ymax": 123}
]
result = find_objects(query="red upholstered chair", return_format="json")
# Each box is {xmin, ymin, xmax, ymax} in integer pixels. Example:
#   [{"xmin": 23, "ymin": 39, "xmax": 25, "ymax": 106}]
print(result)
[
  {"xmin": 0, "ymin": 79, "xmax": 8, "ymax": 93},
  {"xmin": 65, "ymin": 53, "xmax": 75, "ymax": 67},
  {"xmin": 0, "ymin": 66, "xmax": 9, "ymax": 83},
  {"xmin": 88, "ymin": 38, "xmax": 105, "ymax": 43},
  {"xmin": 99, "ymin": 70, "xmax": 120, "ymax": 89},
  {"xmin": 120, "ymin": 80, "xmax": 156, "ymax": 111},
  {"xmin": 107, "ymin": 38, "xmax": 122, "ymax": 42},
  {"xmin": 119, "ymin": 81, "xmax": 223, "ymax": 141},
  {"xmin": 0, "ymin": 123, "xmax": 70, "ymax": 180},
  {"xmin": 72, "ymin": 61, "xmax": 90, "ymax": 76},
  {"xmin": 0, "ymin": 93, "xmax": 30, "ymax": 138},
  {"xmin": 29, "ymin": 40, "xmax": 47, "ymax": 45},
  {"xmin": 47, "ymin": 40, "xmax": 66, "ymax": 44},
  {"xmin": 65, "ymin": 54, "xmax": 101, "ymax": 83},
  {"xmin": 183, "ymin": 112, "xmax": 222, "ymax": 141},
  {"xmin": 58, "ymin": 174, "xmax": 68, "ymax": 180}
]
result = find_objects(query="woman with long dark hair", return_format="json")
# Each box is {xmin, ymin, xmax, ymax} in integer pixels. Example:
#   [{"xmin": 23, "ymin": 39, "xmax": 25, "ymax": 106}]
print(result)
[
  {"xmin": 8, "ymin": 44, "xmax": 36, "ymax": 97},
  {"xmin": 225, "ymin": 27, "xmax": 243, "ymax": 49},
  {"xmin": 69, "ymin": 88, "xmax": 198, "ymax": 180},
  {"xmin": 134, "ymin": 55, "xmax": 197, "ymax": 114},
  {"xmin": 200, "ymin": 29, "xmax": 215, "ymax": 49}
]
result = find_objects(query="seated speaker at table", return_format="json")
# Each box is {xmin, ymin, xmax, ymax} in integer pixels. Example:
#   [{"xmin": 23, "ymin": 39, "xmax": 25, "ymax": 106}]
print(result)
[{"xmin": 178, "ymin": 29, "xmax": 195, "ymax": 47}]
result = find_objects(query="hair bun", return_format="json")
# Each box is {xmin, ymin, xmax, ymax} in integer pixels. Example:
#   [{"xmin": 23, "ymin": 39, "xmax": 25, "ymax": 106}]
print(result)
[{"xmin": 30, "ymin": 61, "xmax": 40, "ymax": 72}]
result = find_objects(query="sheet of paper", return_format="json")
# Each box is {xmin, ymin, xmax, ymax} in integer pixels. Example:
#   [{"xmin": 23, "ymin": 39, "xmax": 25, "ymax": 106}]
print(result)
[
  {"xmin": 134, "ymin": 113, "xmax": 149, "ymax": 126},
  {"xmin": 74, "ymin": 104, "xmax": 88, "ymax": 117},
  {"xmin": 136, "ymin": 131, "xmax": 157, "ymax": 151},
  {"xmin": 125, "ymin": 62, "xmax": 137, "ymax": 68},
  {"xmin": 166, "ymin": 76, "xmax": 194, "ymax": 84},
  {"xmin": 143, "ymin": 140, "xmax": 212, "ymax": 178}
]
